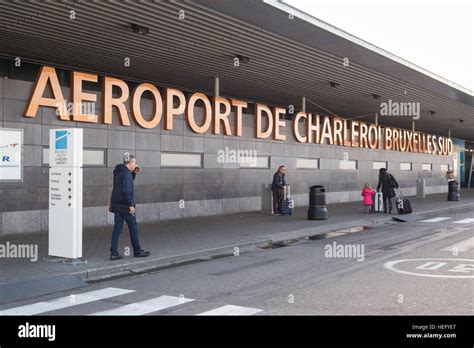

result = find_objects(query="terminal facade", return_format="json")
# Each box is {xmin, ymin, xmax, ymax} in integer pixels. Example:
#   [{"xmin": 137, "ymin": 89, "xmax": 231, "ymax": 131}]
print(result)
[{"xmin": 0, "ymin": 0, "xmax": 472, "ymax": 235}]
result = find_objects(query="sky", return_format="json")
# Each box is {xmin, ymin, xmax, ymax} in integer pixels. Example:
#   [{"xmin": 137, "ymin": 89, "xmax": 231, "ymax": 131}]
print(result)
[{"xmin": 284, "ymin": 0, "xmax": 474, "ymax": 92}]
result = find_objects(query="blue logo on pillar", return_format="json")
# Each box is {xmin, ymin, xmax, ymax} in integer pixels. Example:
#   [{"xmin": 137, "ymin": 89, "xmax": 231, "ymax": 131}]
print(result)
[{"xmin": 55, "ymin": 131, "xmax": 68, "ymax": 150}]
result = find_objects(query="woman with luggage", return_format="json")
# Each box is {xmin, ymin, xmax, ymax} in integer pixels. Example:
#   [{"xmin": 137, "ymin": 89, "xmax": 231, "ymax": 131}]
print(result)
[{"xmin": 376, "ymin": 168, "xmax": 399, "ymax": 214}]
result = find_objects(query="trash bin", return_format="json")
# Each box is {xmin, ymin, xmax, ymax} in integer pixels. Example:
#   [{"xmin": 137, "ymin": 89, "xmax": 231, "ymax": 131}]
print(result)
[
  {"xmin": 448, "ymin": 181, "xmax": 460, "ymax": 201},
  {"xmin": 308, "ymin": 185, "xmax": 328, "ymax": 220}
]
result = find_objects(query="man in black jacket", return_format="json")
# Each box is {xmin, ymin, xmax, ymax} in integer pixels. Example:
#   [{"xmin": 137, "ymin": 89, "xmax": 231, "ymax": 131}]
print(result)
[
  {"xmin": 109, "ymin": 154, "xmax": 150, "ymax": 260},
  {"xmin": 377, "ymin": 168, "xmax": 399, "ymax": 214},
  {"xmin": 271, "ymin": 165, "xmax": 286, "ymax": 214}
]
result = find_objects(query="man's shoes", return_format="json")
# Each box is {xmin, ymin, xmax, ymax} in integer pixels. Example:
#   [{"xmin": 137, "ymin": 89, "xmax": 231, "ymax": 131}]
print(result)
[
  {"xmin": 134, "ymin": 250, "xmax": 150, "ymax": 258},
  {"xmin": 110, "ymin": 254, "xmax": 123, "ymax": 261}
]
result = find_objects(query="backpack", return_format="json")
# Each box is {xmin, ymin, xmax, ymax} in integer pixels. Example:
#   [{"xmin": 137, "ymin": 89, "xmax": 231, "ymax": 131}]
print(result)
[{"xmin": 388, "ymin": 174, "xmax": 397, "ymax": 188}]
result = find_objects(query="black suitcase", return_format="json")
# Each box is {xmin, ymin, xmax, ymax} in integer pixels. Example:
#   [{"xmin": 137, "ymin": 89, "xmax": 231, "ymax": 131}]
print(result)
[
  {"xmin": 281, "ymin": 198, "xmax": 293, "ymax": 215},
  {"xmin": 395, "ymin": 188, "xmax": 412, "ymax": 214}
]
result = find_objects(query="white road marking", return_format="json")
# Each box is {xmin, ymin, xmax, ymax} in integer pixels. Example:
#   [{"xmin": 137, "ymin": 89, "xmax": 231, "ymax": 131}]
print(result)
[
  {"xmin": 420, "ymin": 217, "xmax": 451, "ymax": 223},
  {"xmin": 0, "ymin": 287, "xmax": 134, "ymax": 316},
  {"xmin": 416, "ymin": 262, "xmax": 446, "ymax": 270},
  {"xmin": 91, "ymin": 295, "xmax": 194, "ymax": 316},
  {"xmin": 384, "ymin": 258, "xmax": 474, "ymax": 279},
  {"xmin": 453, "ymin": 218, "xmax": 474, "ymax": 224},
  {"xmin": 197, "ymin": 305, "xmax": 262, "ymax": 316},
  {"xmin": 440, "ymin": 237, "xmax": 474, "ymax": 253}
]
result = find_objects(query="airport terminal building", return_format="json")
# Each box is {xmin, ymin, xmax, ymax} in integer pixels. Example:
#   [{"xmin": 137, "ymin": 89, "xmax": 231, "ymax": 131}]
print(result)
[{"xmin": 0, "ymin": 0, "xmax": 473, "ymax": 235}]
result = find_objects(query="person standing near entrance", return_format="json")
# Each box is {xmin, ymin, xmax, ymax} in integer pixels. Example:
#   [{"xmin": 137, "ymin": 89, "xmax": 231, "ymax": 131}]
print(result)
[
  {"xmin": 109, "ymin": 153, "xmax": 150, "ymax": 260},
  {"xmin": 377, "ymin": 168, "xmax": 399, "ymax": 214},
  {"xmin": 446, "ymin": 169, "xmax": 456, "ymax": 182},
  {"xmin": 271, "ymin": 165, "xmax": 286, "ymax": 214}
]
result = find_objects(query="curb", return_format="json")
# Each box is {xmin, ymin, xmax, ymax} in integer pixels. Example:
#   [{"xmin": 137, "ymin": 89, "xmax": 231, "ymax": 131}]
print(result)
[{"xmin": 74, "ymin": 239, "xmax": 270, "ymax": 283}]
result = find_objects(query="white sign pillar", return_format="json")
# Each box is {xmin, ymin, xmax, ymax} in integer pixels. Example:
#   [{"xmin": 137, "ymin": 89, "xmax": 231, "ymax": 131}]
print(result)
[{"xmin": 49, "ymin": 128, "xmax": 83, "ymax": 259}]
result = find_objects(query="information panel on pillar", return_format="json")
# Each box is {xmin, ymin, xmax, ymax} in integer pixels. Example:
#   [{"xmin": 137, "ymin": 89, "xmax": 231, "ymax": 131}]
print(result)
[
  {"xmin": 0, "ymin": 128, "xmax": 23, "ymax": 182},
  {"xmin": 49, "ymin": 128, "xmax": 83, "ymax": 259}
]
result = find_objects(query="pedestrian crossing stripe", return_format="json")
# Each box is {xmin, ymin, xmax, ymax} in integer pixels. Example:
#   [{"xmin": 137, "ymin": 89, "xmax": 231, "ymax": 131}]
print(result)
[
  {"xmin": 0, "ymin": 287, "xmax": 134, "ymax": 316},
  {"xmin": 0, "ymin": 288, "xmax": 263, "ymax": 316},
  {"xmin": 420, "ymin": 217, "xmax": 451, "ymax": 223},
  {"xmin": 197, "ymin": 305, "xmax": 262, "ymax": 316},
  {"xmin": 420, "ymin": 217, "xmax": 474, "ymax": 224},
  {"xmin": 452, "ymin": 218, "xmax": 474, "ymax": 224},
  {"xmin": 91, "ymin": 295, "xmax": 194, "ymax": 316}
]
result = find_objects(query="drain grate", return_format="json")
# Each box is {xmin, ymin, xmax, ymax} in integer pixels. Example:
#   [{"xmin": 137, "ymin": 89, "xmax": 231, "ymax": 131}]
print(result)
[{"xmin": 259, "ymin": 238, "xmax": 300, "ymax": 249}]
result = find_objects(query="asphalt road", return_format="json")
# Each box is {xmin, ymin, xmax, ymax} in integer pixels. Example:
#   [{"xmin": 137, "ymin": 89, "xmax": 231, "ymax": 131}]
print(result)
[{"xmin": 1, "ymin": 209, "xmax": 473, "ymax": 316}]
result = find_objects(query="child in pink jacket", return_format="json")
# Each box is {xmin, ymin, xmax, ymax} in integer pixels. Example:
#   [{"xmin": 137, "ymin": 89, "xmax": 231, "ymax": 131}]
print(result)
[{"xmin": 361, "ymin": 183, "xmax": 376, "ymax": 213}]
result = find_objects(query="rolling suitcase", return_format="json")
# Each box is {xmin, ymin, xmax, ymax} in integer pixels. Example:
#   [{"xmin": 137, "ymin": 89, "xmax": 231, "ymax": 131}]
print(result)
[
  {"xmin": 373, "ymin": 192, "xmax": 384, "ymax": 213},
  {"xmin": 280, "ymin": 185, "xmax": 294, "ymax": 216},
  {"xmin": 395, "ymin": 188, "xmax": 412, "ymax": 214}
]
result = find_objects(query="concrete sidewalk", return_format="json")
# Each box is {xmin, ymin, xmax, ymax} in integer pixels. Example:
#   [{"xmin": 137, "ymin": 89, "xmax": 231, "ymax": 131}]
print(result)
[{"xmin": 1, "ymin": 190, "xmax": 473, "ymax": 293}]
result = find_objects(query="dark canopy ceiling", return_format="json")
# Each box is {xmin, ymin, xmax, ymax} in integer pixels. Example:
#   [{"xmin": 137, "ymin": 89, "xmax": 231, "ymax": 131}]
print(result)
[{"xmin": 0, "ymin": 0, "xmax": 472, "ymax": 139}]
